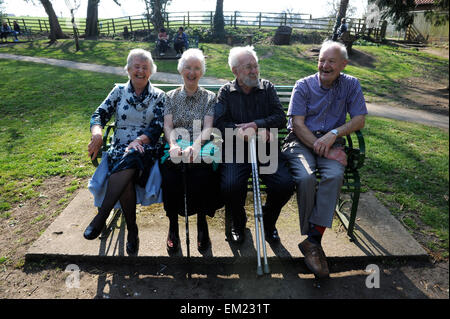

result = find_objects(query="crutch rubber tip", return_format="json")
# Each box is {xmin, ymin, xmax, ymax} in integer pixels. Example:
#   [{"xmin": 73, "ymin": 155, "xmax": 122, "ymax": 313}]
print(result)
[
  {"xmin": 264, "ymin": 264, "xmax": 270, "ymax": 274},
  {"xmin": 257, "ymin": 267, "xmax": 263, "ymax": 276}
]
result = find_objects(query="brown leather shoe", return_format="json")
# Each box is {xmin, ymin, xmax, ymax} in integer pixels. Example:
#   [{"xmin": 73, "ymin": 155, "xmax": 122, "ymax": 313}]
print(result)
[{"xmin": 298, "ymin": 239, "xmax": 330, "ymax": 278}]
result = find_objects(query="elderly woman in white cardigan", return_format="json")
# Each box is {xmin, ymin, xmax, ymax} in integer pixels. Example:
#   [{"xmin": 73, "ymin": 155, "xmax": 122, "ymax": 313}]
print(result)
[{"xmin": 84, "ymin": 49, "xmax": 165, "ymax": 256}]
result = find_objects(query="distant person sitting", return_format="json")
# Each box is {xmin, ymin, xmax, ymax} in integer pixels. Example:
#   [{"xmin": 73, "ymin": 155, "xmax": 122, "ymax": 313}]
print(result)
[
  {"xmin": 337, "ymin": 18, "xmax": 348, "ymax": 38},
  {"xmin": 1, "ymin": 22, "xmax": 18, "ymax": 42},
  {"xmin": 174, "ymin": 27, "xmax": 189, "ymax": 58},
  {"xmin": 157, "ymin": 28, "xmax": 169, "ymax": 56},
  {"xmin": 13, "ymin": 21, "xmax": 21, "ymax": 35}
]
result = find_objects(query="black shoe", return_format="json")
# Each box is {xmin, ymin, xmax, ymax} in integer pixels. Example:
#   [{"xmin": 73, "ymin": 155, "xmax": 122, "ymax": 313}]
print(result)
[
  {"xmin": 126, "ymin": 233, "xmax": 139, "ymax": 256},
  {"xmin": 264, "ymin": 227, "xmax": 280, "ymax": 244},
  {"xmin": 83, "ymin": 218, "xmax": 104, "ymax": 240},
  {"xmin": 230, "ymin": 228, "xmax": 245, "ymax": 244}
]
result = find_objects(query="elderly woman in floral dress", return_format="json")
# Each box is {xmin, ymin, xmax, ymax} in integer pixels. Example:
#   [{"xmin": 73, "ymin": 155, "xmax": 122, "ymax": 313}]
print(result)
[{"xmin": 84, "ymin": 49, "xmax": 165, "ymax": 256}]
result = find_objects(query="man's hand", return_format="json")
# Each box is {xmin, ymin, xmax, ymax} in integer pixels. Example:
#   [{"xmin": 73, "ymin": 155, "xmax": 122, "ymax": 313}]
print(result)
[
  {"xmin": 326, "ymin": 147, "xmax": 347, "ymax": 166},
  {"xmin": 257, "ymin": 128, "xmax": 275, "ymax": 143},
  {"xmin": 313, "ymin": 132, "xmax": 337, "ymax": 157},
  {"xmin": 236, "ymin": 122, "xmax": 257, "ymax": 141},
  {"xmin": 88, "ymin": 133, "xmax": 103, "ymax": 161}
]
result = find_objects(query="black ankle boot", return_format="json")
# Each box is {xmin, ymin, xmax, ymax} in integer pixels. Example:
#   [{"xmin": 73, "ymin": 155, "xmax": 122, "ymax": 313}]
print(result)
[
  {"xmin": 83, "ymin": 214, "xmax": 107, "ymax": 240},
  {"xmin": 126, "ymin": 229, "xmax": 139, "ymax": 256}
]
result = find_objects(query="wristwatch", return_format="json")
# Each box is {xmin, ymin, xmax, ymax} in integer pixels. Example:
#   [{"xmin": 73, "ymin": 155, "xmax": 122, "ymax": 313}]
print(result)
[{"xmin": 330, "ymin": 129, "xmax": 339, "ymax": 136}]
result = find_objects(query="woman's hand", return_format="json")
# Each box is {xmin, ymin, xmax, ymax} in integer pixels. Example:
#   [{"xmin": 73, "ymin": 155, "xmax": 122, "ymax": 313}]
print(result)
[
  {"xmin": 125, "ymin": 138, "xmax": 145, "ymax": 154},
  {"xmin": 88, "ymin": 133, "xmax": 103, "ymax": 161},
  {"xmin": 182, "ymin": 145, "xmax": 201, "ymax": 163},
  {"xmin": 169, "ymin": 144, "xmax": 183, "ymax": 160}
]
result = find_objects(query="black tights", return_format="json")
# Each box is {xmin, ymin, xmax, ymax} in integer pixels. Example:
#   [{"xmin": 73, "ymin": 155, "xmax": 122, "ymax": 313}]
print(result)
[
  {"xmin": 92, "ymin": 169, "xmax": 138, "ymax": 236},
  {"xmin": 169, "ymin": 212, "xmax": 208, "ymax": 235}
]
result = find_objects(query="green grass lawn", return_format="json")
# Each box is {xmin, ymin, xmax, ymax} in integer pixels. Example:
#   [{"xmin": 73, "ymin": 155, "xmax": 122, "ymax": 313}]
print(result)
[
  {"xmin": 1, "ymin": 39, "xmax": 448, "ymax": 100},
  {"xmin": 0, "ymin": 40, "xmax": 448, "ymax": 257}
]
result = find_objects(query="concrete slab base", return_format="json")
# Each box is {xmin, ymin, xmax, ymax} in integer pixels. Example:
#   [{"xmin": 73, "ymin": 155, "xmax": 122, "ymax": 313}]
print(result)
[{"xmin": 26, "ymin": 189, "xmax": 428, "ymax": 265}]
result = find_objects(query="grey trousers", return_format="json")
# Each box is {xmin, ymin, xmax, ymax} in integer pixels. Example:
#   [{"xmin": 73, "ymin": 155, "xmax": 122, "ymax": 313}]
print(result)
[{"xmin": 281, "ymin": 135, "xmax": 345, "ymax": 235}]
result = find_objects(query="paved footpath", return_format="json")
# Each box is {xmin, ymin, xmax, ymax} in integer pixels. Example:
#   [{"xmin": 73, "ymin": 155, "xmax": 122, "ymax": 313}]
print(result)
[{"xmin": 0, "ymin": 53, "xmax": 448, "ymax": 129}]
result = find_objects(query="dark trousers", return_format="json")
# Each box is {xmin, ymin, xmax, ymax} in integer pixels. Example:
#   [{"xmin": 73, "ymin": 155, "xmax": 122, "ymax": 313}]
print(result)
[
  {"xmin": 219, "ymin": 154, "xmax": 294, "ymax": 232},
  {"xmin": 174, "ymin": 41, "xmax": 185, "ymax": 54},
  {"xmin": 158, "ymin": 39, "xmax": 168, "ymax": 53}
]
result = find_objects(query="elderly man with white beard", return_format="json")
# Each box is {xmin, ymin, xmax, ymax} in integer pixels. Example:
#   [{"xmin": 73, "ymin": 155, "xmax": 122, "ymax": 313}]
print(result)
[
  {"xmin": 214, "ymin": 46, "xmax": 294, "ymax": 245},
  {"xmin": 282, "ymin": 40, "xmax": 367, "ymax": 278}
]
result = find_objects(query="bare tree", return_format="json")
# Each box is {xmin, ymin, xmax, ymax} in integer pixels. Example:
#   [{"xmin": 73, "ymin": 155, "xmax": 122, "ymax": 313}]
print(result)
[
  {"xmin": 25, "ymin": 0, "xmax": 67, "ymax": 43},
  {"xmin": 65, "ymin": 0, "xmax": 80, "ymax": 51}
]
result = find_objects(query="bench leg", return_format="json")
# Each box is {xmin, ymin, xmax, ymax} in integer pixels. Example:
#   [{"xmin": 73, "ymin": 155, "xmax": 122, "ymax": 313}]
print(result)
[
  {"xmin": 335, "ymin": 172, "xmax": 361, "ymax": 241},
  {"xmin": 99, "ymin": 208, "xmax": 122, "ymax": 239}
]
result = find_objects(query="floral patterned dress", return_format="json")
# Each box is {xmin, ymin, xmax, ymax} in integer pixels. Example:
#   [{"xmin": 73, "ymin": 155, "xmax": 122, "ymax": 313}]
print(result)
[
  {"xmin": 90, "ymin": 80, "xmax": 165, "ymax": 173},
  {"xmin": 88, "ymin": 81, "xmax": 165, "ymax": 208}
]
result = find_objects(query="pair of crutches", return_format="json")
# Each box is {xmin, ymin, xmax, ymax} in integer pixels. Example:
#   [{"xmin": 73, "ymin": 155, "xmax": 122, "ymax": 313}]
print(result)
[{"xmin": 249, "ymin": 136, "xmax": 270, "ymax": 276}]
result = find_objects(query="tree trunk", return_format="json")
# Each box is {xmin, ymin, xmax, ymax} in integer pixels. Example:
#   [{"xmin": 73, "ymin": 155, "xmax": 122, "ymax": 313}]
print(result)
[
  {"xmin": 213, "ymin": 0, "xmax": 225, "ymax": 41},
  {"xmin": 151, "ymin": 0, "xmax": 165, "ymax": 31},
  {"xmin": 39, "ymin": 0, "xmax": 66, "ymax": 42},
  {"xmin": 332, "ymin": 0, "xmax": 349, "ymax": 41},
  {"xmin": 85, "ymin": 0, "xmax": 100, "ymax": 39}
]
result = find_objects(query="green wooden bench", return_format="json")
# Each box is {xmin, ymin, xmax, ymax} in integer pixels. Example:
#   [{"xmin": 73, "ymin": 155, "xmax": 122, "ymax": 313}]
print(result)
[{"xmin": 92, "ymin": 84, "xmax": 365, "ymax": 240}]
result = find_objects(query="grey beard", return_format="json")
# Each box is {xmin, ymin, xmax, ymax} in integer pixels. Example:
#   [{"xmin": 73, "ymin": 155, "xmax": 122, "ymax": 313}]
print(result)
[{"xmin": 242, "ymin": 77, "xmax": 259, "ymax": 88}]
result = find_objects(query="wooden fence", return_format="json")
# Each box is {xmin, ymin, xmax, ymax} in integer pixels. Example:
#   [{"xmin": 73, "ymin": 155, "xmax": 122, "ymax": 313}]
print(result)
[{"xmin": 4, "ymin": 11, "xmax": 371, "ymax": 38}]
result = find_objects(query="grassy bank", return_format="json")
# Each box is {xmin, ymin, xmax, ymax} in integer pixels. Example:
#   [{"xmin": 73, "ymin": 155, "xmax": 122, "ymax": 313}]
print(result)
[
  {"xmin": 0, "ymin": 59, "xmax": 448, "ymax": 257},
  {"xmin": 1, "ymin": 39, "xmax": 448, "ymax": 102}
]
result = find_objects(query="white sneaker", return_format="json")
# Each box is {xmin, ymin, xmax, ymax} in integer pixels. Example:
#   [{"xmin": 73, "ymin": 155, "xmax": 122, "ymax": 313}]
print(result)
[{"xmin": 160, "ymin": 52, "xmax": 165, "ymax": 56}]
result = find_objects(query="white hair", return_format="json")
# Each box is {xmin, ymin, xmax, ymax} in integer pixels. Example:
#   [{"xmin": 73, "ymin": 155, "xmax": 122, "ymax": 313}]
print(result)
[
  {"xmin": 320, "ymin": 40, "xmax": 348, "ymax": 60},
  {"xmin": 124, "ymin": 48, "xmax": 157, "ymax": 76},
  {"xmin": 228, "ymin": 45, "xmax": 259, "ymax": 71},
  {"xmin": 177, "ymin": 48, "xmax": 206, "ymax": 75}
]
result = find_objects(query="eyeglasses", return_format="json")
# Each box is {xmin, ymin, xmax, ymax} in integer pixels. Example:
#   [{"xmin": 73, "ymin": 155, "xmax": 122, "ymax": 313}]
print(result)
[{"xmin": 240, "ymin": 63, "xmax": 259, "ymax": 71}]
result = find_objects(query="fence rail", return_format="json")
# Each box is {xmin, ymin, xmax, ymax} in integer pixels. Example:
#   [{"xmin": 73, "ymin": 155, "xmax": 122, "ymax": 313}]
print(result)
[{"xmin": 4, "ymin": 11, "xmax": 381, "ymax": 39}]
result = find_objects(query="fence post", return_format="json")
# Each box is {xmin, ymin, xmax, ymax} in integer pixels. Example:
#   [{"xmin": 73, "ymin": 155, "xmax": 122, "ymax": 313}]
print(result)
[
  {"xmin": 38, "ymin": 19, "xmax": 43, "ymax": 32},
  {"xmin": 141, "ymin": 18, "xmax": 145, "ymax": 30},
  {"xmin": 210, "ymin": 11, "xmax": 213, "ymax": 28},
  {"xmin": 234, "ymin": 11, "xmax": 237, "ymax": 28},
  {"xmin": 22, "ymin": 18, "xmax": 27, "ymax": 31},
  {"xmin": 44, "ymin": 20, "xmax": 49, "ymax": 32},
  {"xmin": 284, "ymin": 12, "xmax": 287, "ymax": 26},
  {"xmin": 188, "ymin": 11, "xmax": 190, "ymax": 27},
  {"xmin": 112, "ymin": 18, "xmax": 116, "ymax": 34},
  {"xmin": 147, "ymin": 15, "xmax": 151, "ymax": 31},
  {"xmin": 259, "ymin": 13, "xmax": 262, "ymax": 29},
  {"xmin": 128, "ymin": 16, "xmax": 133, "ymax": 32}
]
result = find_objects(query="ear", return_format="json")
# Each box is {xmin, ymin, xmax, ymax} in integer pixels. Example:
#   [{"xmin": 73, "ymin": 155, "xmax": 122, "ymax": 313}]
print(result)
[
  {"xmin": 341, "ymin": 59, "xmax": 348, "ymax": 70},
  {"xmin": 231, "ymin": 66, "xmax": 238, "ymax": 78}
]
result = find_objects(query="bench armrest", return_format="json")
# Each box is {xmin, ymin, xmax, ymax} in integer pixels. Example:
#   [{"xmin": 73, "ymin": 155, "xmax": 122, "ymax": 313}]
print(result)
[
  {"xmin": 344, "ymin": 130, "xmax": 365, "ymax": 171},
  {"xmin": 91, "ymin": 124, "xmax": 115, "ymax": 167}
]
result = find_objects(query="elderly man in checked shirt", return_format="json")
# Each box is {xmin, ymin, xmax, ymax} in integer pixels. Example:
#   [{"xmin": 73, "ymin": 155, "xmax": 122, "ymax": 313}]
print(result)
[{"xmin": 282, "ymin": 40, "xmax": 367, "ymax": 278}]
